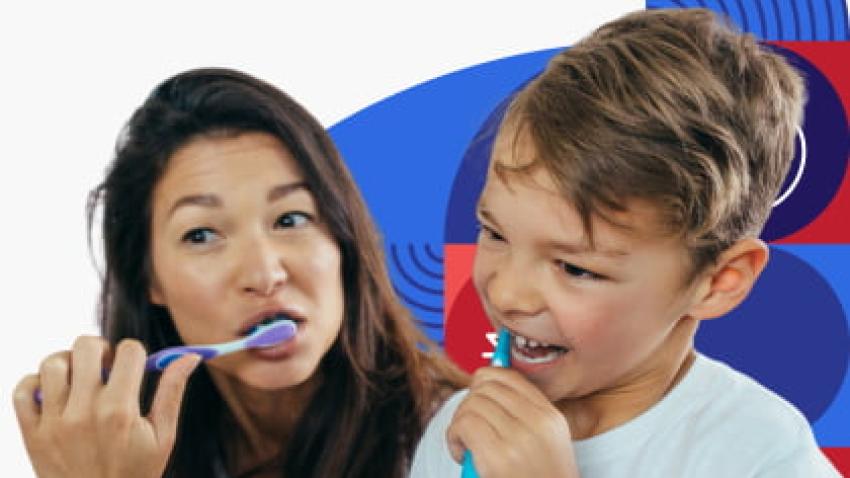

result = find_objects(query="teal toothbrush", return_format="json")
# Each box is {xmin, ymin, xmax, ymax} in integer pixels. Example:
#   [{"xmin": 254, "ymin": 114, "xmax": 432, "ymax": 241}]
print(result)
[{"xmin": 461, "ymin": 327, "xmax": 512, "ymax": 478}]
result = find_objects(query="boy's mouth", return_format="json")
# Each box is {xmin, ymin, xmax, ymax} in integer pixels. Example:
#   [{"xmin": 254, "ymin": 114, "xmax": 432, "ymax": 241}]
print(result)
[{"xmin": 511, "ymin": 333, "xmax": 569, "ymax": 364}]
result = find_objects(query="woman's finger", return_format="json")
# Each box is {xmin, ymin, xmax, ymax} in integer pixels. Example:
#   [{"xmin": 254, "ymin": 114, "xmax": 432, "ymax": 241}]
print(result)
[
  {"xmin": 65, "ymin": 335, "xmax": 110, "ymax": 414},
  {"xmin": 37, "ymin": 351, "xmax": 72, "ymax": 418},
  {"xmin": 101, "ymin": 339, "xmax": 148, "ymax": 411},
  {"xmin": 148, "ymin": 353, "xmax": 201, "ymax": 447},
  {"xmin": 12, "ymin": 374, "xmax": 42, "ymax": 432}
]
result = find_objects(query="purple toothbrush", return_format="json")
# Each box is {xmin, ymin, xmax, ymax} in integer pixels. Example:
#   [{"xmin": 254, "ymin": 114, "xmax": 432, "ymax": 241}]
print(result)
[{"xmin": 34, "ymin": 319, "xmax": 297, "ymax": 404}]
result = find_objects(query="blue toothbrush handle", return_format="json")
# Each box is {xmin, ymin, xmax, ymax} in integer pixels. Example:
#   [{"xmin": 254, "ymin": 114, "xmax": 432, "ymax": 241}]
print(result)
[
  {"xmin": 32, "ymin": 320, "xmax": 296, "ymax": 404},
  {"xmin": 460, "ymin": 328, "xmax": 512, "ymax": 478},
  {"xmin": 144, "ymin": 346, "xmax": 218, "ymax": 371},
  {"xmin": 32, "ymin": 346, "xmax": 218, "ymax": 404},
  {"xmin": 462, "ymin": 450, "xmax": 480, "ymax": 478}
]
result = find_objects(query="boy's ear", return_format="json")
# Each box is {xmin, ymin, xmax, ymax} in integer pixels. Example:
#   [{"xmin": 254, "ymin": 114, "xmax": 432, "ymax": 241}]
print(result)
[{"xmin": 687, "ymin": 238, "xmax": 769, "ymax": 320}]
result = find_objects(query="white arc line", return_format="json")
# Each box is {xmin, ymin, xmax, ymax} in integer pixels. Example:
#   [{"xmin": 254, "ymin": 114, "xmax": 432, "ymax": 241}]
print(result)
[{"xmin": 773, "ymin": 125, "xmax": 807, "ymax": 208}]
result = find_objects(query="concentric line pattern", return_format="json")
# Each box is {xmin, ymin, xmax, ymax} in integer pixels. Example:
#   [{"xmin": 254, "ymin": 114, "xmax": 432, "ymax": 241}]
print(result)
[
  {"xmin": 389, "ymin": 243, "xmax": 445, "ymax": 344},
  {"xmin": 647, "ymin": 0, "xmax": 849, "ymax": 40}
]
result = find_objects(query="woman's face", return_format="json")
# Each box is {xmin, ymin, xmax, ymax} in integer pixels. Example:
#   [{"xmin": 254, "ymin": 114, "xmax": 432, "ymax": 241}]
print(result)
[{"xmin": 148, "ymin": 131, "xmax": 344, "ymax": 390}]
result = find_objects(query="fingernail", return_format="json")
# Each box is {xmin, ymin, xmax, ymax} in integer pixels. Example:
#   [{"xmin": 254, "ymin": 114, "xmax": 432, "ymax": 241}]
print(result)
[{"xmin": 178, "ymin": 353, "xmax": 202, "ymax": 375}]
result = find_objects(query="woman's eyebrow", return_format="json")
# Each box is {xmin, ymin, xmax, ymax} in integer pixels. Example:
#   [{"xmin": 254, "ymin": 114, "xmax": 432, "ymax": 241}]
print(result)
[
  {"xmin": 167, "ymin": 194, "xmax": 221, "ymax": 218},
  {"xmin": 167, "ymin": 181, "xmax": 310, "ymax": 219},
  {"xmin": 267, "ymin": 181, "xmax": 309, "ymax": 202}
]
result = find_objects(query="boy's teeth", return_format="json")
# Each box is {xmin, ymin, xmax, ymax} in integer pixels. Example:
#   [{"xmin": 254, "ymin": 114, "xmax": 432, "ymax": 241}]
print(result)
[
  {"xmin": 510, "ymin": 332, "xmax": 568, "ymax": 364},
  {"xmin": 512, "ymin": 347, "xmax": 565, "ymax": 364},
  {"xmin": 512, "ymin": 334, "xmax": 553, "ymax": 349}
]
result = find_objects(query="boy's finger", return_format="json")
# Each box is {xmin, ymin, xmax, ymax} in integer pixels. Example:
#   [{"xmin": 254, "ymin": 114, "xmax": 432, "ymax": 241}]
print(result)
[
  {"xmin": 455, "ymin": 391, "xmax": 520, "ymax": 441},
  {"xmin": 13, "ymin": 374, "xmax": 42, "ymax": 431},
  {"xmin": 447, "ymin": 400, "xmax": 502, "ymax": 462},
  {"xmin": 447, "ymin": 414, "xmax": 502, "ymax": 468},
  {"xmin": 149, "ymin": 353, "xmax": 201, "ymax": 447},
  {"xmin": 37, "ymin": 351, "xmax": 72, "ymax": 418},
  {"xmin": 471, "ymin": 367, "xmax": 553, "ymax": 412}
]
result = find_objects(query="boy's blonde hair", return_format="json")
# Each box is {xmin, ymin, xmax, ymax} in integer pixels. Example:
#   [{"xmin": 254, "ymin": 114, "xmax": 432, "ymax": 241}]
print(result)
[{"xmin": 499, "ymin": 8, "xmax": 805, "ymax": 275}]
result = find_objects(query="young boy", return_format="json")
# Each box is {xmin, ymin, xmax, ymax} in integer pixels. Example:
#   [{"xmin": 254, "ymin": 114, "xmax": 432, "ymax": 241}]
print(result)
[{"xmin": 410, "ymin": 8, "xmax": 841, "ymax": 477}]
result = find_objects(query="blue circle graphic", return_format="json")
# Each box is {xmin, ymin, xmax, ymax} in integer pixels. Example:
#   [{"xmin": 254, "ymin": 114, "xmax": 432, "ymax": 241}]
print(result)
[
  {"xmin": 695, "ymin": 247, "xmax": 848, "ymax": 423},
  {"xmin": 647, "ymin": 0, "xmax": 850, "ymax": 40}
]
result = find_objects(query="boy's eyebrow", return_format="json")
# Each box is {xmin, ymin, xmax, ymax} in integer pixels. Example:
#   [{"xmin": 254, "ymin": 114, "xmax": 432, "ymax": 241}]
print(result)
[
  {"xmin": 167, "ymin": 181, "xmax": 309, "ymax": 218},
  {"xmin": 545, "ymin": 240, "xmax": 630, "ymax": 259},
  {"xmin": 478, "ymin": 203, "xmax": 628, "ymax": 259},
  {"xmin": 475, "ymin": 207, "xmax": 500, "ymax": 227}
]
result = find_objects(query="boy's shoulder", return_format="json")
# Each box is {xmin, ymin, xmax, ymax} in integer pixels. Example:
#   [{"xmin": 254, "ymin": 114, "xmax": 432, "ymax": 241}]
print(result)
[
  {"xmin": 574, "ymin": 354, "xmax": 838, "ymax": 476},
  {"xmin": 679, "ymin": 353, "xmax": 809, "ymax": 436},
  {"xmin": 640, "ymin": 353, "xmax": 830, "ymax": 474},
  {"xmin": 410, "ymin": 389, "xmax": 467, "ymax": 477}
]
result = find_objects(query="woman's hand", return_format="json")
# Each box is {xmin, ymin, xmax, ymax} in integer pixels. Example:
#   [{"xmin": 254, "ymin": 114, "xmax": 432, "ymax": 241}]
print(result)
[
  {"xmin": 13, "ymin": 336, "xmax": 200, "ymax": 478},
  {"xmin": 447, "ymin": 367, "xmax": 580, "ymax": 478}
]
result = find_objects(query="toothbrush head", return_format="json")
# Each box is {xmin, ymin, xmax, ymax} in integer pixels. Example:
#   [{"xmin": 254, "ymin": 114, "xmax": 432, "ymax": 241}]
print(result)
[
  {"xmin": 245, "ymin": 319, "xmax": 298, "ymax": 349},
  {"xmin": 492, "ymin": 327, "xmax": 512, "ymax": 368}
]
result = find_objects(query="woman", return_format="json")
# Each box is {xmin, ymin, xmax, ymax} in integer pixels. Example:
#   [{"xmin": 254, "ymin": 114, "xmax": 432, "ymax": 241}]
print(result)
[{"xmin": 14, "ymin": 68, "xmax": 466, "ymax": 477}]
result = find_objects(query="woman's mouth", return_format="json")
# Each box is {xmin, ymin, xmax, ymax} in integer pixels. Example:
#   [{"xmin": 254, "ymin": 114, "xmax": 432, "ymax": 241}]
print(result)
[
  {"xmin": 510, "ymin": 333, "xmax": 569, "ymax": 365},
  {"xmin": 243, "ymin": 313, "xmax": 302, "ymax": 361},
  {"xmin": 240, "ymin": 311, "xmax": 302, "ymax": 337}
]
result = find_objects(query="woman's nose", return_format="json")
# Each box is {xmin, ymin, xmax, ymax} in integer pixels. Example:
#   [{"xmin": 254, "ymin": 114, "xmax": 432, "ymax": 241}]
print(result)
[{"xmin": 237, "ymin": 236, "xmax": 288, "ymax": 297}]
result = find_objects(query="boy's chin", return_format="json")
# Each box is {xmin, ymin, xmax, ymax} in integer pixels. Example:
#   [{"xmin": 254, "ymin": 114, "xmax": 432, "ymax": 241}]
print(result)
[{"xmin": 511, "ymin": 359, "xmax": 576, "ymax": 401}]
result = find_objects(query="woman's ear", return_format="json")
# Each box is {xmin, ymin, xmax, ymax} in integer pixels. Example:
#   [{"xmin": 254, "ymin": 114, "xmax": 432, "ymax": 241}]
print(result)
[
  {"xmin": 149, "ymin": 276, "xmax": 165, "ymax": 306},
  {"xmin": 687, "ymin": 238, "xmax": 769, "ymax": 321}
]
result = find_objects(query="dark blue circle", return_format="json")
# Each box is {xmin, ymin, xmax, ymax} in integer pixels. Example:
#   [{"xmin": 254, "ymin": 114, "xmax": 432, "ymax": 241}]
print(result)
[
  {"xmin": 760, "ymin": 46, "xmax": 849, "ymax": 242},
  {"xmin": 695, "ymin": 248, "xmax": 849, "ymax": 423}
]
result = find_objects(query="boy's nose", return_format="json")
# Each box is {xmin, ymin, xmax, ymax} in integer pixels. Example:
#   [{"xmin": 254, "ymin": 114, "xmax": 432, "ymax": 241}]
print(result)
[
  {"xmin": 237, "ymin": 236, "xmax": 288, "ymax": 297},
  {"xmin": 484, "ymin": 258, "xmax": 544, "ymax": 318}
]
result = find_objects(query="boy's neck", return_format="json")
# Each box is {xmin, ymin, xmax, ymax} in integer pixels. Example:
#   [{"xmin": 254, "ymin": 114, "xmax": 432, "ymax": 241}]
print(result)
[{"xmin": 555, "ymin": 315, "xmax": 699, "ymax": 440}]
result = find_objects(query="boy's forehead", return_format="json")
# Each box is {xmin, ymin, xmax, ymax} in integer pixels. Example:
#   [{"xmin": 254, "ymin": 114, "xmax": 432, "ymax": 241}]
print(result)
[
  {"xmin": 491, "ymin": 118, "xmax": 537, "ymax": 168},
  {"xmin": 480, "ymin": 156, "xmax": 677, "ymax": 256}
]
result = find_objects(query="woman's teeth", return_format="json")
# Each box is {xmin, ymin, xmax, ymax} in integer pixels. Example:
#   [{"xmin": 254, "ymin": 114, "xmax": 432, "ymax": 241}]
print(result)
[
  {"xmin": 260, "ymin": 315, "xmax": 283, "ymax": 326},
  {"xmin": 511, "ymin": 334, "xmax": 568, "ymax": 364},
  {"xmin": 246, "ymin": 313, "xmax": 293, "ymax": 335}
]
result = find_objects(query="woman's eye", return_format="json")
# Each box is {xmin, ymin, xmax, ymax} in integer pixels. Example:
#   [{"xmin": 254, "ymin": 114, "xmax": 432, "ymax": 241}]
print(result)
[
  {"xmin": 558, "ymin": 261, "xmax": 602, "ymax": 280},
  {"xmin": 275, "ymin": 212, "xmax": 311, "ymax": 229},
  {"xmin": 181, "ymin": 228, "xmax": 218, "ymax": 244}
]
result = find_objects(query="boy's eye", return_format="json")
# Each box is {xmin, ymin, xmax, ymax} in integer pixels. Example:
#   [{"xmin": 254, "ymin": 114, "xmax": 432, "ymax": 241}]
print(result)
[
  {"xmin": 478, "ymin": 223, "xmax": 505, "ymax": 242},
  {"xmin": 181, "ymin": 228, "xmax": 218, "ymax": 244},
  {"xmin": 558, "ymin": 261, "xmax": 602, "ymax": 280},
  {"xmin": 275, "ymin": 211, "xmax": 311, "ymax": 229}
]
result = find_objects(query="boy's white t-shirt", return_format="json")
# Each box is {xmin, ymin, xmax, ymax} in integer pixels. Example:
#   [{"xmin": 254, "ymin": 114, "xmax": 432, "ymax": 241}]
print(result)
[{"xmin": 410, "ymin": 353, "xmax": 841, "ymax": 477}]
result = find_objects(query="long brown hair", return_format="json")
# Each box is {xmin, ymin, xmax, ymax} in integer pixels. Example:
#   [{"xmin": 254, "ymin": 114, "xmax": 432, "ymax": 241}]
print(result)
[{"xmin": 88, "ymin": 68, "xmax": 466, "ymax": 477}]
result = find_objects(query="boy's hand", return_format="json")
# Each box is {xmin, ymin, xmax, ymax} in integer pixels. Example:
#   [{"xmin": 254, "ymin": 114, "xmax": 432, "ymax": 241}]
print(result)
[
  {"xmin": 12, "ymin": 336, "xmax": 201, "ymax": 478},
  {"xmin": 447, "ymin": 367, "xmax": 580, "ymax": 478}
]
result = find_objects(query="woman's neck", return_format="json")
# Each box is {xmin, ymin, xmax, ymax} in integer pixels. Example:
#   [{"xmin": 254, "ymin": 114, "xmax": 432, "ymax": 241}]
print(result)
[{"xmin": 207, "ymin": 368, "xmax": 321, "ymax": 475}]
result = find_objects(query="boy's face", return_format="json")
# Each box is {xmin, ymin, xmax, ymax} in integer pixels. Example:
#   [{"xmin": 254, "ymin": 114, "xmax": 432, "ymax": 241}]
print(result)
[{"xmin": 473, "ymin": 127, "xmax": 705, "ymax": 404}]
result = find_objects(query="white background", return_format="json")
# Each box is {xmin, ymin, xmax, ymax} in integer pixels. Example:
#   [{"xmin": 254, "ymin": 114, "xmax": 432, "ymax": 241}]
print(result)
[{"xmin": 1, "ymin": 1, "xmax": 642, "ymax": 473}]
